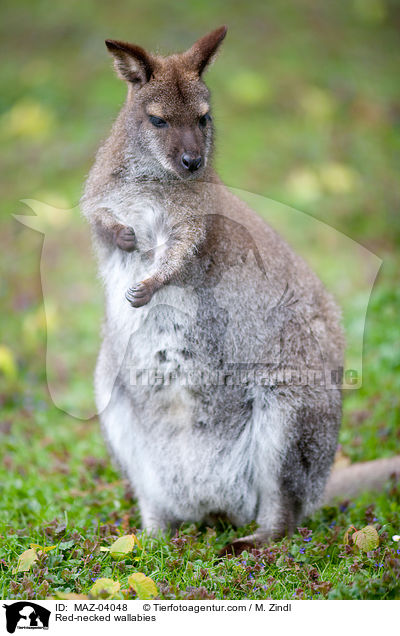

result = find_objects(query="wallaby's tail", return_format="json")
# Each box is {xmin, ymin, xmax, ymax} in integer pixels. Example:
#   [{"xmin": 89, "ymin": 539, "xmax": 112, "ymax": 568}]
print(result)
[{"xmin": 323, "ymin": 455, "xmax": 400, "ymax": 504}]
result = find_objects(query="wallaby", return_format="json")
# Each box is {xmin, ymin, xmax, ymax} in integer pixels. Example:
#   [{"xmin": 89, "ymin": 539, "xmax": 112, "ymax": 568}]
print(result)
[{"xmin": 81, "ymin": 26, "xmax": 400, "ymax": 552}]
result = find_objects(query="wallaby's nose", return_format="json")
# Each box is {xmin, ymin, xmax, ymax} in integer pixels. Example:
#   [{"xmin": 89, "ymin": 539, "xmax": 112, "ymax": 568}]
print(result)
[{"xmin": 181, "ymin": 153, "xmax": 202, "ymax": 172}]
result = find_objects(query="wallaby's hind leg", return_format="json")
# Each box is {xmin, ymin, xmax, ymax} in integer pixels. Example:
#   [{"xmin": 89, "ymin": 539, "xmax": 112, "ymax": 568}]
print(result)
[
  {"xmin": 137, "ymin": 498, "xmax": 173, "ymax": 535},
  {"xmin": 220, "ymin": 395, "xmax": 297, "ymax": 554},
  {"xmin": 99, "ymin": 379, "xmax": 175, "ymax": 534},
  {"xmin": 221, "ymin": 487, "xmax": 302, "ymax": 556},
  {"xmin": 95, "ymin": 342, "xmax": 182, "ymax": 535},
  {"xmin": 221, "ymin": 493, "xmax": 302, "ymax": 555},
  {"xmin": 221, "ymin": 389, "xmax": 340, "ymax": 555}
]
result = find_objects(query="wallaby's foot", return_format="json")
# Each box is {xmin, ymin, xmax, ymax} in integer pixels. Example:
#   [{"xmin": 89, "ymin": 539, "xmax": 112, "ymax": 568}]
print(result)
[
  {"xmin": 114, "ymin": 225, "xmax": 137, "ymax": 252},
  {"xmin": 126, "ymin": 279, "xmax": 156, "ymax": 308},
  {"xmin": 220, "ymin": 531, "xmax": 276, "ymax": 557}
]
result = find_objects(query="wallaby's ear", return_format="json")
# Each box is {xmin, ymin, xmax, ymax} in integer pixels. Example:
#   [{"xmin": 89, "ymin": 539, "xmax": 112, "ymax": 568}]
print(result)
[
  {"xmin": 184, "ymin": 26, "xmax": 227, "ymax": 76},
  {"xmin": 105, "ymin": 39, "xmax": 155, "ymax": 86}
]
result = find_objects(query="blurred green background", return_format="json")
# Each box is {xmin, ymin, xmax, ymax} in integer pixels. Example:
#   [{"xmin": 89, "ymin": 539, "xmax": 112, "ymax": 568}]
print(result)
[{"xmin": 1, "ymin": 0, "xmax": 399, "ymax": 537}]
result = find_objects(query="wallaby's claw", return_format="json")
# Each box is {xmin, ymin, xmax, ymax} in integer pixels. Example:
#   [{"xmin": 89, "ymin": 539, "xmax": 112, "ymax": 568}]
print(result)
[
  {"xmin": 115, "ymin": 225, "xmax": 137, "ymax": 252},
  {"xmin": 126, "ymin": 280, "xmax": 154, "ymax": 308}
]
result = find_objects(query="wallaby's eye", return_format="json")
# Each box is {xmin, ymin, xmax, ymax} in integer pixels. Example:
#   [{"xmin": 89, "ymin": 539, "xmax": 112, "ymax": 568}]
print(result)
[
  {"xmin": 199, "ymin": 113, "xmax": 211, "ymax": 129},
  {"xmin": 149, "ymin": 115, "xmax": 168, "ymax": 128}
]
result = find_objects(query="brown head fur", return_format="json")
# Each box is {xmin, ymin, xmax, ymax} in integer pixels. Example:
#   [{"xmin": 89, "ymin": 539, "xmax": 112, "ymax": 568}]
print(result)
[{"xmin": 105, "ymin": 26, "xmax": 227, "ymax": 179}]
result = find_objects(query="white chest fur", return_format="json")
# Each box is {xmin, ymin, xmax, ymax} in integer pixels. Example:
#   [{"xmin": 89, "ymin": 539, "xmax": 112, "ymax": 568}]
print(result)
[{"xmin": 99, "ymin": 199, "xmax": 199, "ymax": 385}]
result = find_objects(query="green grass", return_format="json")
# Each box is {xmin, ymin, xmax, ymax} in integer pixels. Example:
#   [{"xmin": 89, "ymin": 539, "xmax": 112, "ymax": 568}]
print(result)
[
  {"xmin": 1, "ymin": 400, "xmax": 399, "ymax": 600},
  {"xmin": 0, "ymin": 277, "xmax": 399, "ymax": 601},
  {"xmin": 1, "ymin": 0, "xmax": 399, "ymax": 600}
]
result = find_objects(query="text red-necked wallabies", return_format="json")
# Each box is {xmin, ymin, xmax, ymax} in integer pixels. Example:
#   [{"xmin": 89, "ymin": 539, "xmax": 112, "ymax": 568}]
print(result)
[{"xmin": 81, "ymin": 26, "xmax": 400, "ymax": 552}]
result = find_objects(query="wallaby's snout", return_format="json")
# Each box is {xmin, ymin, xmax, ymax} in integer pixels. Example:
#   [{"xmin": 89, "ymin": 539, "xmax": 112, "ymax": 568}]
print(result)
[
  {"xmin": 176, "ymin": 128, "xmax": 204, "ymax": 174},
  {"xmin": 105, "ymin": 26, "xmax": 227, "ymax": 179},
  {"xmin": 181, "ymin": 153, "xmax": 202, "ymax": 172}
]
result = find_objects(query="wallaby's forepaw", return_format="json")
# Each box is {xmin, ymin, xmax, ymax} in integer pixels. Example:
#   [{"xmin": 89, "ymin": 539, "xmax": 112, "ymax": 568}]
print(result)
[
  {"xmin": 114, "ymin": 225, "xmax": 137, "ymax": 252},
  {"xmin": 126, "ymin": 279, "xmax": 155, "ymax": 308}
]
